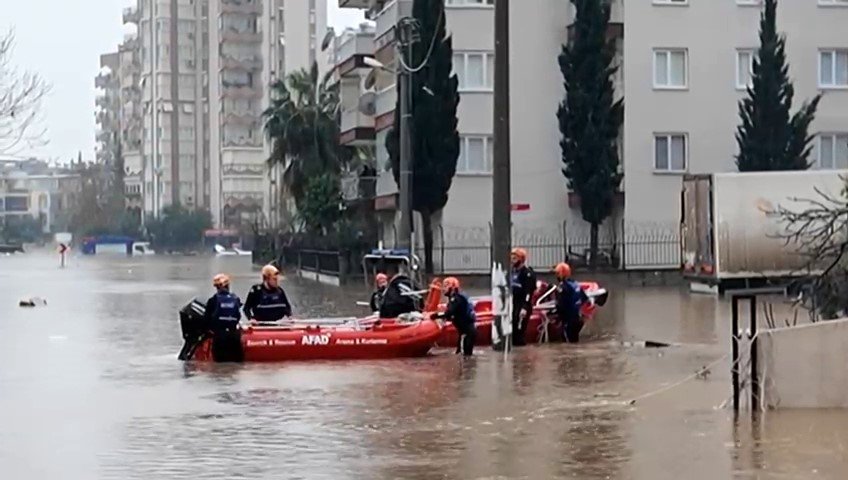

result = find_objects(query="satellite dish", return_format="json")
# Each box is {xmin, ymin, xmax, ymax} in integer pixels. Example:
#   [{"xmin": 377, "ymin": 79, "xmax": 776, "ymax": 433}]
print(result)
[
  {"xmin": 358, "ymin": 91, "xmax": 377, "ymax": 117},
  {"xmin": 362, "ymin": 69, "xmax": 378, "ymax": 91}
]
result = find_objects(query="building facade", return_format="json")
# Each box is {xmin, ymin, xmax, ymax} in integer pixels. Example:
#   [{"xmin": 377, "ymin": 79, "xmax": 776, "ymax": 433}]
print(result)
[
  {"xmin": 108, "ymin": 0, "xmax": 326, "ymax": 229},
  {"xmin": 337, "ymin": 0, "xmax": 848, "ymax": 270}
]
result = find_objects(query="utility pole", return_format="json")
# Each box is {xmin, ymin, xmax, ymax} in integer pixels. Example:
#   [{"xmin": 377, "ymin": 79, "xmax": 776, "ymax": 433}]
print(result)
[
  {"xmin": 396, "ymin": 17, "xmax": 419, "ymax": 256},
  {"xmin": 492, "ymin": 0, "xmax": 512, "ymax": 269}
]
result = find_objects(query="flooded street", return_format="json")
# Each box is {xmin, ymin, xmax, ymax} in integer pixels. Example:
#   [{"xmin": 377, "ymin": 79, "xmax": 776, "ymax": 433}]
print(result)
[{"xmin": 1, "ymin": 252, "xmax": 848, "ymax": 479}]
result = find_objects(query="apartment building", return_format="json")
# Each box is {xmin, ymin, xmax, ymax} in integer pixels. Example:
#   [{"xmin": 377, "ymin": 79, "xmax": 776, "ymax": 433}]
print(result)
[
  {"xmin": 95, "ymin": 53, "xmax": 121, "ymax": 167},
  {"xmin": 337, "ymin": 0, "xmax": 599, "ymax": 270},
  {"xmin": 117, "ymin": 32, "xmax": 145, "ymax": 215},
  {"xmin": 208, "ymin": 0, "xmax": 327, "ymax": 228},
  {"xmin": 623, "ymin": 1, "xmax": 848, "ymax": 268},
  {"xmin": 338, "ymin": 0, "xmax": 848, "ymax": 270},
  {"xmin": 112, "ymin": 0, "xmax": 325, "ymax": 228}
]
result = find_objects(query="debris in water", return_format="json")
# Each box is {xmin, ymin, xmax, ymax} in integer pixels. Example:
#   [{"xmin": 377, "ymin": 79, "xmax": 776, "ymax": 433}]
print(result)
[
  {"xmin": 696, "ymin": 366, "xmax": 712, "ymax": 380},
  {"xmin": 19, "ymin": 297, "xmax": 47, "ymax": 307},
  {"xmin": 594, "ymin": 392, "xmax": 621, "ymax": 398}
]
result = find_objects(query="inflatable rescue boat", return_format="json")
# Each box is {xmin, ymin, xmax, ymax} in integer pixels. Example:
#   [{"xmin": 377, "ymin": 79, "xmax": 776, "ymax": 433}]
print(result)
[{"xmin": 178, "ymin": 300, "xmax": 442, "ymax": 362}]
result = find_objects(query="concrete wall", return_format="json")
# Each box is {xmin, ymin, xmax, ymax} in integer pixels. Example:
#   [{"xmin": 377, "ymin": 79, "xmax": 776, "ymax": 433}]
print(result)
[{"xmin": 757, "ymin": 318, "xmax": 848, "ymax": 409}]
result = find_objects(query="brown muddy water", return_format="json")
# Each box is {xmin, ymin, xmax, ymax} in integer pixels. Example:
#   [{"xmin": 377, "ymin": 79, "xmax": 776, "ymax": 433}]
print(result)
[{"xmin": 1, "ymin": 252, "xmax": 847, "ymax": 479}]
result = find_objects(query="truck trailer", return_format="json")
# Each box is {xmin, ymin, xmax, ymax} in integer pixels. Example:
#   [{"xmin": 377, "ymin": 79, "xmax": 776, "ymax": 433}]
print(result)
[{"xmin": 680, "ymin": 170, "xmax": 848, "ymax": 291}]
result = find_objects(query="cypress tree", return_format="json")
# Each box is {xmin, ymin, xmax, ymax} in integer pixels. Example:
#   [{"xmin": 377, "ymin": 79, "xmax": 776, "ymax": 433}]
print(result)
[
  {"xmin": 736, "ymin": 0, "xmax": 821, "ymax": 171},
  {"xmin": 557, "ymin": 0, "xmax": 623, "ymax": 267},
  {"xmin": 386, "ymin": 0, "xmax": 460, "ymax": 274}
]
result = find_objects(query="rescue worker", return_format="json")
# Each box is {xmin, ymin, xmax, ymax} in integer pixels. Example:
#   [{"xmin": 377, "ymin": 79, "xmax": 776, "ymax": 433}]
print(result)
[
  {"xmin": 369, "ymin": 273, "xmax": 389, "ymax": 312},
  {"xmin": 379, "ymin": 273, "xmax": 419, "ymax": 318},
  {"xmin": 431, "ymin": 277, "xmax": 477, "ymax": 356},
  {"xmin": 510, "ymin": 248, "xmax": 537, "ymax": 346},
  {"xmin": 204, "ymin": 273, "xmax": 243, "ymax": 361},
  {"xmin": 553, "ymin": 263, "xmax": 589, "ymax": 343},
  {"xmin": 243, "ymin": 264, "xmax": 292, "ymax": 323}
]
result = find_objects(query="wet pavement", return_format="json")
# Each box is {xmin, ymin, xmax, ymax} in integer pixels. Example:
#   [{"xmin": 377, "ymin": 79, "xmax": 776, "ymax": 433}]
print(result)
[{"xmin": 1, "ymin": 251, "xmax": 847, "ymax": 479}]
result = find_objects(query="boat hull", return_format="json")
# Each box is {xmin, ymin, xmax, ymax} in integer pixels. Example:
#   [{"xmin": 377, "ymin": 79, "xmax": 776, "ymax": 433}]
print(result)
[{"xmin": 189, "ymin": 319, "xmax": 443, "ymax": 362}]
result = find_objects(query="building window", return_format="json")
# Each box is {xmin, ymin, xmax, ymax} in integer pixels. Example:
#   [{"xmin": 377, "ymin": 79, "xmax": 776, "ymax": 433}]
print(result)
[
  {"xmin": 818, "ymin": 134, "xmax": 848, "ymax": 169},
  {"xmin": 452, "ymin": 52, "xmax": 494, "ymax": 91},
  {"xmin": 653, "ymin": 49, "xmax": 687, "ymax": 89},
  {"xmin": 654, "ymin": 133, "xmax": 687, "ymax": 172},
  {"xmin": 458, "ymin": 136, "xmax": 493, "ymax": 174},
  {"xmin": 736, "ymin": 49, "xmax": 755, "ymax": 90},
  {"xmin": 819, "ymin": 50, "xmax": 848, "ymax": 88}
]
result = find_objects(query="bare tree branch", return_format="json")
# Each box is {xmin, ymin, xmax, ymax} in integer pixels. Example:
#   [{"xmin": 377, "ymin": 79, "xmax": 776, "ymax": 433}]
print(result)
[
  {"xmin": 0, "ymin": 29, "xmax": 50, "ymax": 154},
  {"xmin": 772, "ymin": 176, "xmax": 848, "ymax": 319}
]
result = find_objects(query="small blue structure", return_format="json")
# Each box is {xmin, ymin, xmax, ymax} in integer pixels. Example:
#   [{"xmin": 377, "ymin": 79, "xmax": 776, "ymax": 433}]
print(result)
[{"xmin": 80, "ymin": 235, "xmax": 136, "ymax": 255}]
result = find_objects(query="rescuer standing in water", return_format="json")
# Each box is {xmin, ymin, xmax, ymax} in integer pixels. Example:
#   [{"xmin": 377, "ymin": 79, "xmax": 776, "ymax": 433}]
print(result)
[{"xmin": 431, "ymin": 277, "xmax": 477, "ymax": 356}]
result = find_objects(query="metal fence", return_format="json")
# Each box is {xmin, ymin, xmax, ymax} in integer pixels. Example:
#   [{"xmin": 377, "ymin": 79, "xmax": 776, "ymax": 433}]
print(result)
[{"xmin": 432, "ymin": 221, "xmax": 680, "ymax": 274}]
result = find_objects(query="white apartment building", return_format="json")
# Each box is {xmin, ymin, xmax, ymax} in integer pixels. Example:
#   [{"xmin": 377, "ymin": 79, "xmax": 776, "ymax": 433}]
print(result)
[
  {"xmin": 95, "ymin": 53, "xmax": 121, "ymax": 167},
  {"xmin": 623, "ymin": 1, "xmax": 848, "ymax": 268},
  {"xmin": 114, "ymin": 0, "xmax": 326, "ymax": 229},
  {"xmin": 338, "ymin": 0, "xmax": 848, "ymax": 270},
  {"xmin": 209, "ymin": 0, "xmax": 327, "ymax": 228}
]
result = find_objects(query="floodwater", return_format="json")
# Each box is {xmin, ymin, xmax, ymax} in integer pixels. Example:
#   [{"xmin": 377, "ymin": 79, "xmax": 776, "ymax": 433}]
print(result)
[{"xmin": 1, "ymin": 252, "xmax": 847, "ymax": 479}]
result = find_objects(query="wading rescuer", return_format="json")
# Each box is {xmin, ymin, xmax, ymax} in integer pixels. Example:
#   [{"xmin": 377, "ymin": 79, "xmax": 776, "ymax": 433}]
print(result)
[
  {"xmin": 204, "ymin": 274, "xmax": 243, "ymax": 361},
  {"xmin": 510, "ymin": 248, "xmax": 537, "ymax": 346},
  {"xmin": 244, "ymin": 265, "xmax": 292, "ymax": 323},
  {"xmin": 431, "ymin": 277, "xmax": 477, "ymax": 356},
  {"xmin": 369, "ymin": 273, "xmax": 389, "ymax": 312},
  {"xmin": 554, "ymin": 263, "xmax": 589, "ymax": 343}
]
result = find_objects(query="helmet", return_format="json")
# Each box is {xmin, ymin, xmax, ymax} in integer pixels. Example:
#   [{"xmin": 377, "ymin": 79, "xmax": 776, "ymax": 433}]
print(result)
[
  {"xmin": 442, "ymin": 277, "xmax": 461, "ymax": 292},
  {"xmin": 213, "ymin": 273, "xmax": 231, "ymax": 288},
  {"xmin": 554, "ymin": 262, "xmax": 572, "ymax": 279},
  {"xmin": 511, "ymin": 248, "xmax": 527, "ymax": 264},
  {"xmin": 261, "ymin": 264, "xmax": 280, "ymax": 279},
  {"xmin": 375, "ymin": 273, "xmax": 388, "ymax": 286}
]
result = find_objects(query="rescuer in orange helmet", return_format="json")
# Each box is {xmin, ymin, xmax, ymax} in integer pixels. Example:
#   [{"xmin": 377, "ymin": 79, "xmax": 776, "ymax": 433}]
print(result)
[
  {"xmin": 510, "ymin": 247, "xmax": 537, "ymax": 346},
  {"xmin": 431, "ymin": 277, "xmax": 477, "ymax": 356},
  {"xmin": 554, "ymin": 262, "xmax": 589, "ymax": 343},
  {"xmin": 204, "ymin": 273, "xmax": 243, "ymax": 361}
]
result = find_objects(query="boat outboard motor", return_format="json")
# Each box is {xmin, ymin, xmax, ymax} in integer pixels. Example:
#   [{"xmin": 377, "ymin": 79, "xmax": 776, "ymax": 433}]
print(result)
[{"xmin": 178, "ymin": 299, "xmax": 208, "ymax": 360}]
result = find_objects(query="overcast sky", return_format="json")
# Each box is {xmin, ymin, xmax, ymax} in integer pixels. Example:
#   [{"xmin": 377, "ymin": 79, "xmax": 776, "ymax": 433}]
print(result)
[{"xmin": 0, "ymin": 1, "xmax": 365, "ymax": 162}]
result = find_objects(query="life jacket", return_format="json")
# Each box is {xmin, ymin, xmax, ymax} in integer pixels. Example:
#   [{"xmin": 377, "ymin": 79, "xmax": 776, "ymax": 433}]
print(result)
[
  {"xmin": 511, "ymin": 265, "xmax": 537, "ymax": 304},
  {"xmin": 253, "ymin": 285, "xmax": 289, "ymax": 321},
  {"xmin": 556, "ymin": 279, "xmax": 585, "ymax": 317},
  {"xmin": 448, "ymin": 292, "xmax": 477, "ymax": 331},
  {"xmin": 214, "ymin": 291, "xmax": 241, "ymax": 324}
]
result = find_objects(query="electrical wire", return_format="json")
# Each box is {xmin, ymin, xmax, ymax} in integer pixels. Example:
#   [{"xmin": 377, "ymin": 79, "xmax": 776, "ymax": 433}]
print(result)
[{"xmin": 397, "ymin": 7, "xmax": 445, "ymax": 74}]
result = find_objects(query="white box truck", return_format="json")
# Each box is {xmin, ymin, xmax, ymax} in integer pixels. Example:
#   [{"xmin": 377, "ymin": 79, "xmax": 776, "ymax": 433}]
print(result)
[{"xmin": 681, "ymin": 170, "xmax": 848, "ymax": 289}]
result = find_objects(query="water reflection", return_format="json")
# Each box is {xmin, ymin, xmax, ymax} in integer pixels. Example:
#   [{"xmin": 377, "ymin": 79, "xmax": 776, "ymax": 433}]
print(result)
[{"xmin": 1, "ymin": 253, "xmax": 848, "ymax": 479}]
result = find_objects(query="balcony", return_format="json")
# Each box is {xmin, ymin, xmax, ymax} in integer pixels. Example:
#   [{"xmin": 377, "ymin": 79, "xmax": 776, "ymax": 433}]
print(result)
[
  {"xmin": 123, "ymin": 7, "xmax": 140, "ymax": 24},
  {"xmin": 220, "ymin": 56, "xmax": 263, "ymax": 71},
  {"xmin": 224, "ymin": 111, "xmax": 260, "ymax": 126},
  {"xmin": 221, "ymin": 85, "xmax": 262, "ymax": 99},
  {"xmin": 95, "ymin": 73, "xmax": 113, "ymax": 89},
  {"xmin": 341, "ymin": 172, "xmax": 377, "ymax": 202},
  {"xmin": 340, "ymin": 109, "xmax": 376, "ymax": 146},
  {"xmin": 221, "ymin": 29, "xmax": 262, "ymax": 44},
  {"xmin": 374, "ymin": 84, "xmax": 396, "ymax": 132},
  {"xmin": 122, "ymin": 34, "xmax": 140, "ymax": 51},
  {"xmin": 373, "ymin": 0, "xmax": 413, "ymax": 52},
  {"xmin": 220, "ymin": 0, "xmax": 263, "ymax": 15},
  {"xmin": 335, "ymin": 30, "xmax": 375, "ymax": 77},
  {"xmin": 339, "ymin": 0, "xmax": 374, "ymax": 8}
]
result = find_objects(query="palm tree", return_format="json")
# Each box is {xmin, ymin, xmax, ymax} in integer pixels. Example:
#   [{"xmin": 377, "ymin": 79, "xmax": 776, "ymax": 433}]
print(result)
[{"xmin": 263, "ymin": 62, "xmax": 347, "ymax": 208}]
